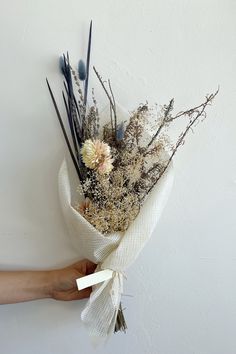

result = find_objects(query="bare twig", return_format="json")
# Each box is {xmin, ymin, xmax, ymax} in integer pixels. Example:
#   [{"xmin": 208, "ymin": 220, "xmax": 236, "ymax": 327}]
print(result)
[
  {"xmin": 142, "ymin": 89, "xmax": 219, "ymax": 200},
  {"xmin": 110, "ymin": 103, "xmax": 114, "ymax": 133},
  {"xmin": 167, "ymin": 87, "xmax": 219, "ymax": 122},
  {"xmin": 93, "ymin": 66, "xmax": 117, "ymax": 140},
  {"xmin": 108, "ymin": 79, "xmax": 117, "ymax": 135},
  {"xmin": 147, "ymin": 98, "xmax": 174, "ymax": 148}
]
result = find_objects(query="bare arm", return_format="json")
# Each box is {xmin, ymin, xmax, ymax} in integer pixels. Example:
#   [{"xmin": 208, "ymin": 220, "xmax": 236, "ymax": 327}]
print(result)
[{"xmin": 0, "ymin": 259, "xmax": 96, "ymax": 305}]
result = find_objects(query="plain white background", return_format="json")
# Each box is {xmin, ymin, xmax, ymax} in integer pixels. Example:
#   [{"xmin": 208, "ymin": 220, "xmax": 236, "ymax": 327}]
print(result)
[{"xmin": 0, "ymin": 1, "xmax": 235, "ymax": 353}]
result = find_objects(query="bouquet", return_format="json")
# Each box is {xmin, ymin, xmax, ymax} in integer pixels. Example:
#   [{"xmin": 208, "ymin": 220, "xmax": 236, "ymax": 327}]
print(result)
[{"xmin": 46, "ymin": 21, "xmax": 218, "ymax": 338}]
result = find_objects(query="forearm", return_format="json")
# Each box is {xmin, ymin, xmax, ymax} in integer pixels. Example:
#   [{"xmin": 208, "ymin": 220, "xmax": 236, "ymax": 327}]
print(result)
[
  {"xmin": 0, "ymin": 259, "xmax": 95, "ymax": 305},
  {"xmin": 0, "ymin": 270, "xmax": 52, "ymax": 304}
]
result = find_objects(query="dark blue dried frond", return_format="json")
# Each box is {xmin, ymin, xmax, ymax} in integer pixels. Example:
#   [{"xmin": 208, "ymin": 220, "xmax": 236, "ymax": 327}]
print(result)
[
  {"xmin": 61, "ymin": 53, "xmax": 84, "ymax": 157},
  {"xmin": 65, "ymin": 53, "xmax": 73, "ymax": 97},
  {"xmin": 84, "ymin": 20, "xmax": 92, "ymax": 106},
  {"xmin": 46, "ymin": 78, "xmax": 82, "ymax": 181},
  {"xmin": 78, "ymin": 59, "xmax": 86, "ymax": 81}
]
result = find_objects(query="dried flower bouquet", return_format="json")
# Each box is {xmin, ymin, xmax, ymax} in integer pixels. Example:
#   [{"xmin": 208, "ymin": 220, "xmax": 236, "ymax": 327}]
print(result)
[{"xmin": 47, "ymin": 21, "xmax": 218, "ymax": 337}]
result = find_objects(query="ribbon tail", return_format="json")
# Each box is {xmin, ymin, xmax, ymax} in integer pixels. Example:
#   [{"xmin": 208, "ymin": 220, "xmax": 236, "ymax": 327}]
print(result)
[{"xmin": 76, "ymin": 269, "xmax": 114, "ymax": 290}]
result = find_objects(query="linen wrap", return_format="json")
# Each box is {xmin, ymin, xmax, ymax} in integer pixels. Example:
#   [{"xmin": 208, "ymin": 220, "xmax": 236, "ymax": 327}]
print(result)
[{"xmin": 57, "ymin": 105, "xmax": 174, "ymax": 337}]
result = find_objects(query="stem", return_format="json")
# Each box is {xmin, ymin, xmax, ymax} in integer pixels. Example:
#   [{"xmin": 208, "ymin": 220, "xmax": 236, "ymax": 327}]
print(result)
[
  {"xmin": 93, "ymin": 66, "xmax": 117, "ymax": 139},
  {"xmin": 46, "ymin": 78, "xmax": 82, "ymax": 181},
  {"xmin": 108, "ymin": 79, "xmax": 117, "ymax": 138},
  {"xmin": 84, "ymin": 20, "xmax": 92, "ymax": 107},
  {"xmin": 147, "ymin": 98, "xmax": 174, "ymax": 148}
]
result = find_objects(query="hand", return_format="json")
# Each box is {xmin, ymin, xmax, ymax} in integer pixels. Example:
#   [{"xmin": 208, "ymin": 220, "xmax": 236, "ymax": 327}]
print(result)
[{"xmin": 49, "ymin": 259, "xmax": 97, "ymax": 301}]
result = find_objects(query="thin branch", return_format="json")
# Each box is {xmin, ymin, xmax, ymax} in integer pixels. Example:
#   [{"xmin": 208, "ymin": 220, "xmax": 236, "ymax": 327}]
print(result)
[
  {"xmin": 168, "ymin": 87, "xmax": 219, "ymax": 122},
  {"xmin": 93, "ymin": 66, "xmax": 118, "ymax": 139},
  {"xmin": 147, "ymin": 98, "xmax": 174, "ymax": 148},
  {"xmin": 93, "ymin": 67, "xmax": 116, "ymax": 111},
  {"xmin": 142, "ymin": 89, "xmax": 219, "ymax": 200},
  {"xmin": 109, "ymin": 102, "xmax": 114, "ymax": 133},
  {"xmin": 108, "ymin": 79, "xmax": 117, "ymax": 136}
]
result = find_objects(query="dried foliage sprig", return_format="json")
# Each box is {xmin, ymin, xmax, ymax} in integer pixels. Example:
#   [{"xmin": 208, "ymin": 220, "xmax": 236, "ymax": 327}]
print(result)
[
  {"xmin": 142, "ymin": 88, "xmax": 219, "ymax": 199},
  {"xmin": 147, "ymin": 98, "xmax": 174, "ymax": 148}
]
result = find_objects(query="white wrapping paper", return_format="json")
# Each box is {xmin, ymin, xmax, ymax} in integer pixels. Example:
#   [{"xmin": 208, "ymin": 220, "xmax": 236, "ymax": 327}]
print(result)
[{"xmin": 57, "ymin": 105, "xmax": 174, "ymax": 337}]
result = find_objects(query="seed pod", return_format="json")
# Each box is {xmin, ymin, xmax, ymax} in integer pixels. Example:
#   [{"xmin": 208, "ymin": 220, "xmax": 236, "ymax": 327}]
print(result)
[
  {"xmin": 78, "ymin": 59, "xmax": 86, "ymax": 81},
  {"xmin": 59, "ymin": 55, "xmax": 66, "ymax": 74}
]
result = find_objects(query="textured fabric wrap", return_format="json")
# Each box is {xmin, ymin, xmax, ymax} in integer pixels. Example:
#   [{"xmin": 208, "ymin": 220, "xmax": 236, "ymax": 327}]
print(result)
[
  {"xmin": 58, "ymin": 155, "xmax": 174, "ymax": 337},
  {"xmin": 57, "ymin": 104, "xmax": 174, "ymax": 337}
]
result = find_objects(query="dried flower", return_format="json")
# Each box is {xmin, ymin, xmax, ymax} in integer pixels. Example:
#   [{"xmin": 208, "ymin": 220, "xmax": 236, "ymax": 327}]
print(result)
[
  {"xmin": 81, "ymin": 139, "xmax": 113, "ymax": 174},
  {"xmin": 78, "ymin": 197, "xmax": 92, "ymax": 214},
  {"xmin": 78, "ymin": 59, "xmax": 86, "ymax": 81},
  {"xmin": 59, "ymin": 55, "xmax": 66, "ymax": 74}
]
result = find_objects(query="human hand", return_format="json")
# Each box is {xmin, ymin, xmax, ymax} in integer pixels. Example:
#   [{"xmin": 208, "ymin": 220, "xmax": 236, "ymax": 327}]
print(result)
[{"xmin": 49, "ymin": 259, "xmax": 97, "ymax": 301}]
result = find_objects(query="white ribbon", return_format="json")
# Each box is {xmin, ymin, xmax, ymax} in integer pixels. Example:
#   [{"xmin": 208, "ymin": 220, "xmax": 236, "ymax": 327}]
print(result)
[{"xmin": 76, "ymin": 269, "xmax": 114, "ymax": 290}]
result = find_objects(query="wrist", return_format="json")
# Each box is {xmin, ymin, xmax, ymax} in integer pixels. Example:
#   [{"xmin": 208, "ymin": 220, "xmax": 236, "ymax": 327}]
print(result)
[
  {"xmin": 30, "ymin": 270, "xmax": 55, "ymax": 300},
  {"xmin": 44, "ymin": 270, "xmax": 57, "ymax": 299}
]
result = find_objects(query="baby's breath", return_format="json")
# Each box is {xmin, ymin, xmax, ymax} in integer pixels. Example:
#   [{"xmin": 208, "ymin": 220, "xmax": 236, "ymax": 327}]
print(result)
[{"xmin": 75, "ymin": 85, "xmax": 218, "ymax": 234}]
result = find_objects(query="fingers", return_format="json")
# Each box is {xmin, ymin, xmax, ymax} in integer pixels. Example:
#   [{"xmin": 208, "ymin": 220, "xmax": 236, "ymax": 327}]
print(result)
[
  {"xmin": 66, "ymin": 287, "xmax": 92, "ymax": 301},
  {"xmin": 78, "ymin": 287, "xmax": 92, "ymax": 299},
  {"xmin": 55, "ymin": 286, "xmax": 92, "ymax": 301},
  {"xmin": 84, "ymin": 260, "xmax": 97, "ymax": 275},
  {"xmin": 69, "ymin": 259, "xmax": 97, "ymax": 275}
]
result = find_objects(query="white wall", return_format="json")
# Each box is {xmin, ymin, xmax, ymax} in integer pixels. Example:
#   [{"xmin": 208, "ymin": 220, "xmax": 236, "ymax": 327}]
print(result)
[{"xmin": 0, "ymin": 1, "xmax": 235, "ymax": 353}]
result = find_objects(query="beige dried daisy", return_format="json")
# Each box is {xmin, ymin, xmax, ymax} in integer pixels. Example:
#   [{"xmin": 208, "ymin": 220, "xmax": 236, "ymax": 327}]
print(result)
[{"xmin": 81, "ymin": 139, "xmax": 113, "ymax": 174}]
